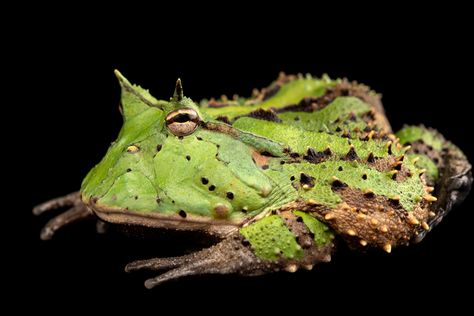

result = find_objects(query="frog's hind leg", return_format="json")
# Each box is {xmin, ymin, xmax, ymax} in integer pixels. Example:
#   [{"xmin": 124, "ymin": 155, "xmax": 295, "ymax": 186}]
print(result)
[
  {"xmin": 126, "ymin": 234, "xmax": 270, "ymax": 289},
  {"xmin": 33, "ymin": 192, "xmax": 94, "ymax": 240}
]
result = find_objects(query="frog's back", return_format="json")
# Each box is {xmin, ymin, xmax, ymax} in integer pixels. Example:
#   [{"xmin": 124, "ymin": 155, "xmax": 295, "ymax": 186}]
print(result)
[
  {"xmin": 200, "ymin": 73, "xmax": 471, "ymax": 250},
  {"xmin": 201, "ymin": 73, "xmax": 391, "ymax": 137}
]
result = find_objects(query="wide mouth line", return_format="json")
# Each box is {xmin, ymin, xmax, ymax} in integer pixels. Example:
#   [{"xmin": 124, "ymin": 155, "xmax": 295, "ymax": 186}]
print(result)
[{"xmin": 88, "ymin": 203, "xmax": 242, "ymax": 227}]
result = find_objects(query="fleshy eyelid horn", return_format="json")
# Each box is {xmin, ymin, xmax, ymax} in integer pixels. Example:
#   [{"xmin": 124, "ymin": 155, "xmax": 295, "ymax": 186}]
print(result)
[
  {"xmin": 114, "ymin": 69, "xmax": 166, "ymax": 120},
  {"xmin": 172, "ymin": 78, "xmax": 184, "ymax": 102}
]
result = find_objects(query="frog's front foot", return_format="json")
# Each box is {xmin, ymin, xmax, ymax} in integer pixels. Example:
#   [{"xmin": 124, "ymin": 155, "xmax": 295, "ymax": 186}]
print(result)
[
  {"xmin": 33, "ymin": 192, "xmax": 94, "ymax": 240},
  {"xmin": 125, "ymin": 234, "xmax": 271, "ymax": 288}
]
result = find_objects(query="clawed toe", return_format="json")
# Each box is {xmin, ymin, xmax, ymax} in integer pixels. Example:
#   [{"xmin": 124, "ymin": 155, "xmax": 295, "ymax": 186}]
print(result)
[
  {"xmin": 125, "ymin": 253, "xmax": 194, "ymax": 272},
  {"xmin": 39, "ymin": 205, "xmax": 92, "ymax": 240},
  {"xmin": 34, "ymin": 192, "xmax": 94, "ymax": 239},
  {"xmin": 33, "ymin": 192, "xmax": 82, "ymax": 215}
]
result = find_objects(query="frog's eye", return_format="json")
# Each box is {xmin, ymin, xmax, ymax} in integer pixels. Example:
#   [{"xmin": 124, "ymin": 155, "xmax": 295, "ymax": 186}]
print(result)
[{"xmin": 165, "ymin": 108, "xmax": 200, "ymax": 136}]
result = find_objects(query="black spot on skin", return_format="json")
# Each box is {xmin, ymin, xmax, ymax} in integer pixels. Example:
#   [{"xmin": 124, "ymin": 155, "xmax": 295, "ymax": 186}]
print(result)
[
  {"xmin": 387, "ymin": 143, "xmax": 393, "ymax": 155},
  {"xmin": 290, "ymin": 152, "xmax": 300, "ymax": 158},
  {"xmin": 294, "ymin": 116, "xmax": 300, "ymax": 121},
  {"xmin": 363, "ymin": 110, "xmax": 376, "ymax": 121},
  {"xmin": 262, "ymin": 165, "xmax": 269, "ymax": 170},
  {"xmin": 364, "ymin": 191, "xmax": 375, "ymax": 198},
  {"xmin": 304, "ymin": 148, "xmax": 328, "ymax": 164},
  {"xmin": 134, "ymin": 196, "xmax": 138, "ymax": 200},
  {"xmin": 345, "ymin": 146, "xmax": 359, "ymax": 161},
  {"xmin": 260, "ymin": 151, "xmax": 274, "ymax": 157},
  {"xmin": 280, "ymin": 161, "xmax": 286, "ymax": 165},
  {"xmin": 241, "ymin": 207, "xmax": 248, "ymax": 214},
  {"xmin": 156, "ymin": 197, "xmax": 161, "ymax": 204},
  {"xmin": 300, "ymin": 173, "xmax": 315, "ymax": 188},
  {"xmin": 226, "ymin": 192, "xmax": 234, "ymax": 199},
  {"xmin": 156, "ymin": 144, "xmax": 162, "ymax": 152},
  {"xmin": 178, "ymin": 210, "xmax": 187, "ymax": 218},
  {"xmin": 242, "ymin": 239, "xmax": 250, "ymax": 247},
  {"xmin": 246, "ymin": 109, "xmax": 282, "ymax": 123},
  {"xmin": 271, "ymin": 210, "xmax": 277, "ymax": 215},
  {"xmin": 296, "ymin": 216, "xmax": 303, "ymax": 223},
  {"xmin": 186, "ymin": 155, "xmax": 191, "ymax": 161},
  {"xmin": 178, "ymin": 136, "xmax": 184, "ymax": 140},
  {"xmin": 389, "ymin": 198, "xmax": 400, "ymax": 207},
  {"xmin": 196, "ymin": 137, "xmax": 203, "ymax": 141},
  {"xmin": 367, "ymin": 152, "xmax": 375, "ymax": 163},
  {"xmin": 362, "ymin": 174, "xmax": 368, "ymax": 180},
  {"xmin": 126, "ymin": 168, "xmax": 132, "ymax": 172},
  {"xmin": 216, "ymin": 116, "xmax": 231, "ymax": 124},
  {"xmin": 290, "ymin": 176, "xmax": 296, "ymax": 181},
  {"xmin": 331, "ymin": 179, "xmax": 348, "ymax": 190},
  {"xmin": 348, "ymin": 112, "xmax": 357, "ymax": 121},
  {"xmin": 335, "ymin": 126, "xmax": 342, "ymax": 132},
  {"xmin": 209, "ymin": 185, "xmax": 216, "ymax": 191},
  {"xmin": 172, "ymin": 200, "xmax": 175, "ymax": 204},
  {"xmin": 201, "ymin": 177, "xmax": 209, "ymax": 185},
  {"xmin": 338, "ymin": 166, "xmax": 344, "ymax": 171},
  {"xmin": 323, "ymin": 148, "xmax": 332, "ymax": 156},
  {"xmin": 341, "ymin": 131, "xmax": 350, "ymax": 138}
]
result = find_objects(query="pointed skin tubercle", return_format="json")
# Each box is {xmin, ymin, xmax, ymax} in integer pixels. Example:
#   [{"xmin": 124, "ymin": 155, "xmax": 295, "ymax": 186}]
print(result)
[{"xmin": 174, "ymin": 78, "xmax": 184, "ymax": 101}]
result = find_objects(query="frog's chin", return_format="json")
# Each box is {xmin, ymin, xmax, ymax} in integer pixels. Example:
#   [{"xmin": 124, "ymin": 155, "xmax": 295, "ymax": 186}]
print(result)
[{"xmin": 86, "ymin": 202, "xmax": 241, "ymax": 237}]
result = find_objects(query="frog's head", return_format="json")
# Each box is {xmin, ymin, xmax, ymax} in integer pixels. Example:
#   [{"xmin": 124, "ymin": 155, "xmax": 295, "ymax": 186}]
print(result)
[{"xmin": 80, "ymin": 71, "xmax": 281, "ymax": 231}]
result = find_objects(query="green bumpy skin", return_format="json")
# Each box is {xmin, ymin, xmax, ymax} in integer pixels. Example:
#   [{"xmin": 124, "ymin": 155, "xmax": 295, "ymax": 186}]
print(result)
[
  {"xmin": 79, "ymin": 71, "xmax": 470, "ymax": 266},
  {"xmin": 240, "ymin": 215, "xmax": 304, "ymax": 261},
  {"xmin": 293, "ymin": 211, "xmax": 334, "ymax": 246}
]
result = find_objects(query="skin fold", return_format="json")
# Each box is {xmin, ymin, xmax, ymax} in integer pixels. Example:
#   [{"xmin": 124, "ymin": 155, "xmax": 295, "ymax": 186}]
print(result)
[{"xmin": 34, "ymin": 71, "xmax": 472, "ymax": 288}]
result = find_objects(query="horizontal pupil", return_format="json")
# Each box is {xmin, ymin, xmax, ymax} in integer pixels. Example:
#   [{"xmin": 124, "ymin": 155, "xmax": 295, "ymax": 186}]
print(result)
[{"xmin": 171, "ymin": 113, "xmax": 191, "ymax": 123}]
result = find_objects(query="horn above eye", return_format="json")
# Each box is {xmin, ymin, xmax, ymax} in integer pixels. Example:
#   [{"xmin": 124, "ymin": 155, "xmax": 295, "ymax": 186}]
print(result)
[{"xmin": 165, "ymin": 108, "xmax": 200, "ymax": 136}]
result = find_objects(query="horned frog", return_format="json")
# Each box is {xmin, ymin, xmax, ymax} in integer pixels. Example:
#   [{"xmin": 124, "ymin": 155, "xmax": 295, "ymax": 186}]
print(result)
[{"xmin": 34, "ymin": 70, "xmax": 472, "ymax": 288}]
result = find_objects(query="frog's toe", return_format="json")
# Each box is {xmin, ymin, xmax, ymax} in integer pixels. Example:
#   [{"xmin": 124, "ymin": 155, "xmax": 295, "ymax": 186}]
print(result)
[
  {"xmin": 33, "ymin": 191, "xmax": 81, "ymax": 215},
  {"xmin": 125, "ymin": 253, "xmax": 195, "ymax": 272},
  {"xmin": 39, "ymin": 204, "xmax": 93, "ymax": 240}
]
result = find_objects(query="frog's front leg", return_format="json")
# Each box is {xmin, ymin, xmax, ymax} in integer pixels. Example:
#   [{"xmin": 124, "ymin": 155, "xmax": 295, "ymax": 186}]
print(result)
[
  {"xmin": 126, "ymin": 211, "xmax": 334, "ymax": 288},
  {"xmin": 33, "ymin": 192, "xmax": 95, "ymax": 240}
]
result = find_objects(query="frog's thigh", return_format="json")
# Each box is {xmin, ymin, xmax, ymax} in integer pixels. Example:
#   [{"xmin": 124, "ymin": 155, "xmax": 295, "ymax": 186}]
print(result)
[{"xmin": 319, "ymin": 189, "xmax": 428, "ymax": 251}]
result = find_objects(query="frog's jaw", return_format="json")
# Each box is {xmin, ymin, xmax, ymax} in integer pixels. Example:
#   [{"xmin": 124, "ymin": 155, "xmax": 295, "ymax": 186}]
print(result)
[{"xmin": 82, "ymin": 197, "xmax": 239, "ymax": 236}]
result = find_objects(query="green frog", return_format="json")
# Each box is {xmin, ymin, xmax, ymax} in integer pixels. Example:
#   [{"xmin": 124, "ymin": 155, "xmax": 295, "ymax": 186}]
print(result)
[{"xmin": 34, "ymin": 71, "xmax": 472, "ymax": 288}]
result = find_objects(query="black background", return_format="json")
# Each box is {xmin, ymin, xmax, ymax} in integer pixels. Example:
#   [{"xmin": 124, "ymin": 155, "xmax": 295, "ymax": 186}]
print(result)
[{"xmin": 7, "ymin": 7, "xmax": 473, "ymax": 313}]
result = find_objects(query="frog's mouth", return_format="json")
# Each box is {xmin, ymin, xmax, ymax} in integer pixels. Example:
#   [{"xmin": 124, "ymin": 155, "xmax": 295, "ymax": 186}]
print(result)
[{"xmin": 84, "ymin": 195, "xmax": 241, "ymax": 237}]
